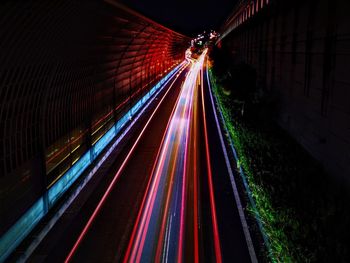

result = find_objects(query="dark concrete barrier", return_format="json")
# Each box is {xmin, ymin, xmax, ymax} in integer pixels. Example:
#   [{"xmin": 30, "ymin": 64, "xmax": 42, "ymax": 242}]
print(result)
[{"xmin": 218, "ymin": 0, "xmax": 350, "ymax": 183}]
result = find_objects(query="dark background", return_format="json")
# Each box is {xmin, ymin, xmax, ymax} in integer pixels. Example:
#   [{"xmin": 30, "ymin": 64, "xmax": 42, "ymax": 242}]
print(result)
[{"xmin": 120, "ymin": 0, "xmax": 238, "ymax": 36}]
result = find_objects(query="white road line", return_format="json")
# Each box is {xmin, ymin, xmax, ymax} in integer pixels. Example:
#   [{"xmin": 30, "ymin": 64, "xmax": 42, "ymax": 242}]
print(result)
[{"xmin": 206, "ymin": 66, "xmax": 258, "ymax": 263}]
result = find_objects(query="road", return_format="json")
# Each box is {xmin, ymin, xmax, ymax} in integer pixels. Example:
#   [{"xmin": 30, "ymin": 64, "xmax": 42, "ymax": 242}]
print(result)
[{"xmin": 26, "ymin": 52, "xmax": 255, "ymax": 262}]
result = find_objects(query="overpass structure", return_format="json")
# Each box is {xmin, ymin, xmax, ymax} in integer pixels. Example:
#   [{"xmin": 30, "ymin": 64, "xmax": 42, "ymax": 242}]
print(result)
[{"xmin": 218, "ymin": 0, "xmax": 350, "ymax": 182}]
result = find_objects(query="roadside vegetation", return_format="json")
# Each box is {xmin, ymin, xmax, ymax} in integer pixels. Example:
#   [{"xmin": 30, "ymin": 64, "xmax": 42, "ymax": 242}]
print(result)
[{"xmin": 209, "ymin": 46, "xmax": 350, "ymax": 262}]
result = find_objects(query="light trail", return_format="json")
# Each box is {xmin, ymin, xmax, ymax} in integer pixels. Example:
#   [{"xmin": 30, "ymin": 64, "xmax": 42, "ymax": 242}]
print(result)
[
  {"xmin": 64, "ymin": 64, "xmax": 188, "ymax": 263},
  {"xmin": 200, "ymin": 62, "xmax": 223, "ymax": 263},
  {"xmin": 124, "ymin": 51, "xmax": 207, "ymax": 262}
]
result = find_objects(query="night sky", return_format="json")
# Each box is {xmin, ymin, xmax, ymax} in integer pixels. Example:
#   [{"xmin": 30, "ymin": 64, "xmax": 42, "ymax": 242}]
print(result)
[{"xmin": 120, "ymin": 0, "xmax": 238, "ymax": 36}]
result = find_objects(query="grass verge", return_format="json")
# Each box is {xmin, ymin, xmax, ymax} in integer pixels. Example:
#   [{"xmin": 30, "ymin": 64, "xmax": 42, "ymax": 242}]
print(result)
[{"xmin": 209, "ymin": 69, "xmax": 350, "ymax": 262}]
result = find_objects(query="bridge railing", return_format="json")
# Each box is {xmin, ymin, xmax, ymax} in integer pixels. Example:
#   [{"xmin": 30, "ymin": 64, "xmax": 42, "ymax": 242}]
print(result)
[{"xmin": 219, "ymin": 0, "xmax": 272, "ymax": 41}]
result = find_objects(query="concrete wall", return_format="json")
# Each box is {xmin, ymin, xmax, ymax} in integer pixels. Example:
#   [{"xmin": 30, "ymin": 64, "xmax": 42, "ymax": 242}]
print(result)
[{"xmin": 220, "ymin": 0, "xmax": 350, "ymax": 183}]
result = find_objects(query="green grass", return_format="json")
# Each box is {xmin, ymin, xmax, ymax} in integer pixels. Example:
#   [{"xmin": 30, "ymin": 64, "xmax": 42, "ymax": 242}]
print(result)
[{"xmin": 209, "ymin": 69, "xmax": 309, "ymax": 262}]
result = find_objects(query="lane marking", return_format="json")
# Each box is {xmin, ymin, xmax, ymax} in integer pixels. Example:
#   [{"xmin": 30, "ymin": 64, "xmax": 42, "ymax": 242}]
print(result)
[{"xmin": 205, "ymin": 65, "xmax": 258, "ymax": 263}]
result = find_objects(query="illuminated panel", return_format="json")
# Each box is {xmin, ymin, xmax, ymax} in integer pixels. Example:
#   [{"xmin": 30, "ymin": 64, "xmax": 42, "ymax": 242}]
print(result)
[
  {"xmin": 47, "ymin": 64, "xmax": 184, "ymax": 209},
  {"xmin": 0, "ymin": 198, "xmax": 45, "ymax": 263}
]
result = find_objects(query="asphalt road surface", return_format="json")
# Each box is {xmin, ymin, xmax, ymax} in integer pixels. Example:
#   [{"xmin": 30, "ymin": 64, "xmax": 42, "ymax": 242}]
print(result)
[{"xmin": 24, "ymin": 53, "xmax": 254, "ymax": 263}]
